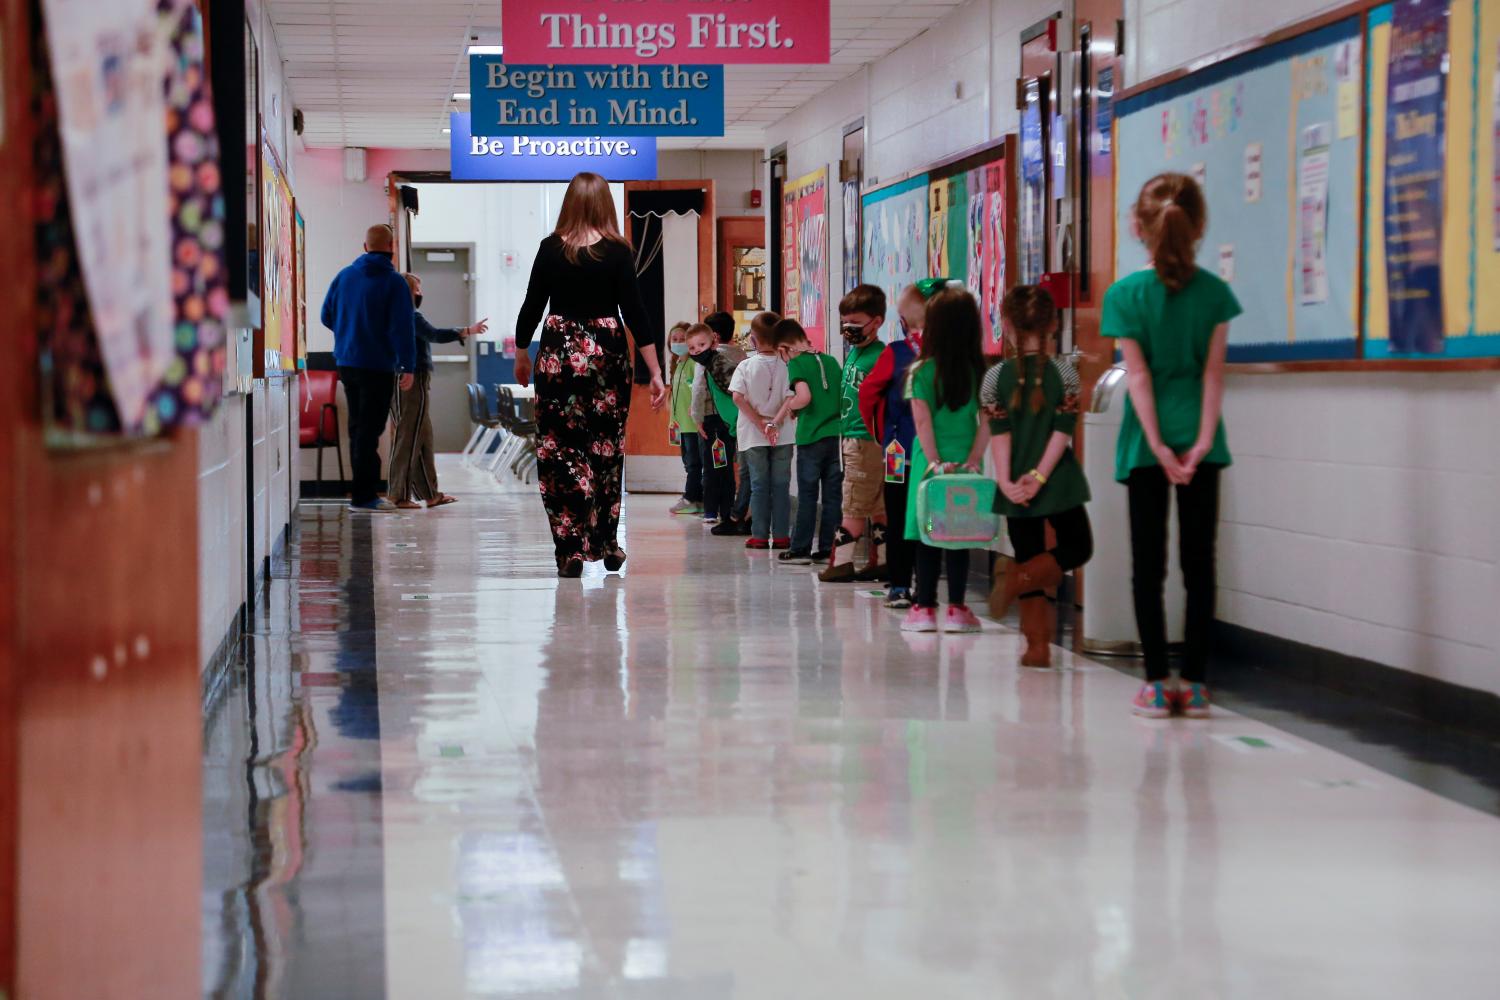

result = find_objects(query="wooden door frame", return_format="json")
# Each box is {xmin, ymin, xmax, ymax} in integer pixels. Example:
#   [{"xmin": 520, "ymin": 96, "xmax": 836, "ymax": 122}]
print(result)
[{"xmin": 716, "ymin": 216, "xmax": 767, "ymax": 315}]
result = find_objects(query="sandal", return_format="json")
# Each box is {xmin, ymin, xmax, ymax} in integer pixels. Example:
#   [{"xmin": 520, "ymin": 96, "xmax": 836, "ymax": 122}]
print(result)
[
  {"xmin": 394, "ymin": 500, "xmax": 422, "ymax": 510},
  {"xmin": 427, "ymin": 494, "xmax": 459, "ymax": 508}
]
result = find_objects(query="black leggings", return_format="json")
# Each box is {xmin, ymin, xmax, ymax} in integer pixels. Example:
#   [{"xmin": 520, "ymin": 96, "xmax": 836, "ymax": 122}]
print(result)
[
  {"xmin": 885, "ymin": 480, "xmax": 914, "ymax": 591},
  {"xmin": 914, "ymin": 544, "xmax": 970, "ymax": 608},
  {"xmin": 1006, "ymin": 505, "xmax": 1094, "ymax": 598},
  {"xmin": 1127, "ymin": 465, "xmax": 1221, "ymax": 683}
]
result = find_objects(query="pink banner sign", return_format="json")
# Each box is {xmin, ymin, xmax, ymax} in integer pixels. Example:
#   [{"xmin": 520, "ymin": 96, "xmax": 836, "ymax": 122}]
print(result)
[{"xmin": 502, "ymin": 0, "xmax": 830, "ymax": 65}]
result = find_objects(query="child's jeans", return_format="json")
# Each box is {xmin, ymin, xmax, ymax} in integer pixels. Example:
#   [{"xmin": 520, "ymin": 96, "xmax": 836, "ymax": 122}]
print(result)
[
  {"xmin": 743, "ymin": 444, "xmax": 793, "ymax": 541},
  {"xmin": 699, "ymin": 414, "xmax": 737, "ymax": 521},
  {"xmin": 733, "ymin": 450, "xmax": 752, "ymax": 522},
  {"xmin": 679, "ymin": 432, "xmax": 704, "ymax": 503},
  {"xmin": 792, "ymin": 436, "xmax": 844, "ymax": 552}
]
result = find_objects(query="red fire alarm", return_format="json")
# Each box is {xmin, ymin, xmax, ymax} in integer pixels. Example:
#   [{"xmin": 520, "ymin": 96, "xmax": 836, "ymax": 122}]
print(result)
[
  {"xmin": 749, "ymin": 189, "xmax": 763, "ymax": 209},
  {"xmin": 1038, "ymin": 272, "xmax": 1073, "ymax": 309}
]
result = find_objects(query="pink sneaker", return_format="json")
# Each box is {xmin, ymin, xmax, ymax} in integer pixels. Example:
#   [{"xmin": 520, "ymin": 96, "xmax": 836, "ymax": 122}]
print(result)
[
  {"xmin": 900, "ymin": 606, "xmax": 939, "ymax": 633},
  {"xmin": 1132, "ymin": 682, "xmax": 1173, "ymax": 719},
  {"xmin": 944, "ymin": 605, "xmax": 982, "ymax": 633},
  {"xmin": 1177, "ymin": 683, "xmax": 1212, "ymax": 718}
]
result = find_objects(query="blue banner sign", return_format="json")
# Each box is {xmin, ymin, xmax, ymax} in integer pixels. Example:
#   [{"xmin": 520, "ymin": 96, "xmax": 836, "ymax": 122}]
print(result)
[
  {"xmin": 470, "ymin": 56, "xmax": 724, "ymax": 137},
  {"xmin": 1383, "ymin": 0, "xmax": 1448, "ymax": 354},
  {"xmin": 449, "ymin": 113, "xmax": 658, "ymax": 181}
]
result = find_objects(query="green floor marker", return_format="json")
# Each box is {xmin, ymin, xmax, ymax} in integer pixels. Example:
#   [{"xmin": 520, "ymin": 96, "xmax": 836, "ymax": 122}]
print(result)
[
  {"xmin": 440, "ymin": 745, "xmax": 464, "ymax": 758},
  {"xmin": 1238, "ymin": 736, "xmax": 1273, "ymax": 749}
]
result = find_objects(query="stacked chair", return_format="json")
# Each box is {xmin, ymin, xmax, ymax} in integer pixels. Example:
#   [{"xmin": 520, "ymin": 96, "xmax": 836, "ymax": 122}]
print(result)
[{"xmin": 461, "ymin": 383, "xmax": 537, "ymax": 484}]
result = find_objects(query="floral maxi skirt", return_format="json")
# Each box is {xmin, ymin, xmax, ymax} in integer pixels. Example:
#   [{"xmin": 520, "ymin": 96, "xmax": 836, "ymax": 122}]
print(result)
[{"xmin": 534, "ymin": 316, "xmax": 632, "ymax": 569}]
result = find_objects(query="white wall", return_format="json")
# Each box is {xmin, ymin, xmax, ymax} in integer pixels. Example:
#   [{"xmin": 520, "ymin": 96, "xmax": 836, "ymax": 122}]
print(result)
[
  {"xmin": 660, "ymin": 149, "xmax": 764, "ymax": 217},
  {"xmin": 1113, "ymin": 0, "xmax": 1500, "ymax": 697}
]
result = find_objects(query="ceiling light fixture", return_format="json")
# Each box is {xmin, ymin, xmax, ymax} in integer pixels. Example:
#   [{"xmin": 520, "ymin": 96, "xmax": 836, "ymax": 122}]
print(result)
[
  {"xmin": 453, "ymin": 92, "xmax": 471, "ymax": 101},
  {"xmin": 467, "ymin": 45, "xmax": 504, "ymax": 56}
]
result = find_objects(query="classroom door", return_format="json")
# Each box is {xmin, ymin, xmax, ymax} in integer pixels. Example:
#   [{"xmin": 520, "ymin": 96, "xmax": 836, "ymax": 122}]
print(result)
[{"xmin": 411, "ymin": 246, "xmax": 474, "ymax": 453}]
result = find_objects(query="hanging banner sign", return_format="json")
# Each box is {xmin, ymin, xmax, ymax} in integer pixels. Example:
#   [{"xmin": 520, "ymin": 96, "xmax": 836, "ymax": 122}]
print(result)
[
  {"xmin": 470, "ymin": 57, "xmax": 724, "ymax": 137},
  {"xmin": 501, "ymin": 0, "xmax": 830, "ymax": 65},
  {"xmin": 449, "ymin": 113, "xmax": 658, "ymax": 181},
  {"xmin": 1382, "ymin": 0, "xmax": 1448, "ymax": 354}
]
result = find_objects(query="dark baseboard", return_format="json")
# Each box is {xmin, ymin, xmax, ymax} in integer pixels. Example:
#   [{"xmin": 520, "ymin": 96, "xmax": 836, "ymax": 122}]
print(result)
[
  {"xmin": 201, "ymin": 602, "xmax": 246, "ymax": 719},
  {"xmin": 299, "ymin": 479, "xmax": 390, "ymax": 499},
  {"xmin": 1215, "ymin": 621, "xmax": 1500, "ymax": 743}
]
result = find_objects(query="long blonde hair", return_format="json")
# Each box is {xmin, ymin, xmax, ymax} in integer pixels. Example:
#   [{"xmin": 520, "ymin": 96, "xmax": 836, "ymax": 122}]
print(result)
[{"xmin": 555, "ymin": 172, "xmax": 629, "ymax": 263}]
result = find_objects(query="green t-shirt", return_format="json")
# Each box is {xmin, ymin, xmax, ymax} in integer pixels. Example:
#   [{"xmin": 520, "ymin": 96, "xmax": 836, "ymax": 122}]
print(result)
[
  {"xmin": 1102, "ymin": 267, "xmax": 1241, "ymax": 482},
  {"xmin": 787, "ymin": 351, "xmax": 841, "ymax": 445},
  {"xmin": 979, "ymin": 354, "xmax": 1091, "ymax": 518},
  {"xmin": 839, "ymin": 340, "xmax": 884, "ymax": 439},
  {"xmin": 901, "ymin": 359, "xmax": 980, "ymax": 541},
  {"xmin": 670, "ymin": 358, "xmax": 699, "ymax": 433}
]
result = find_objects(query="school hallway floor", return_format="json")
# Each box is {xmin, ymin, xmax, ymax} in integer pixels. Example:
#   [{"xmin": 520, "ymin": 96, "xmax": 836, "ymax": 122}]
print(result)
[{"xmin": 202, "ymin": 456, "xmax": 1500, "ymax": 1000}]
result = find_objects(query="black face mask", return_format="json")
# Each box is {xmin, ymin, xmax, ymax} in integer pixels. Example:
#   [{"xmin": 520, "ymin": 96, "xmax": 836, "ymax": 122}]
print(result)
[
  {"xmin": 688, "ymin": 347, "xmax": 716, "ymax": 364},
  {"xmin": 414, "ymin": 294, "xmax": 423, "ymax": 308},
  {"xmin": 841, "ymin": 322, "xmax": 873, "ymax": 345}
]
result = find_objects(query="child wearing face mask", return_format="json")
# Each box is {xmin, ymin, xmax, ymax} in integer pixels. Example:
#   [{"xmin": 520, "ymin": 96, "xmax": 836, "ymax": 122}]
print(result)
[
  {"xmin": 686, "ymin": 323, "xmax": 745, "ymax": 527},
  {"xmin": 821, "ymin": 284, "xmax": 890, "ymax": 584},
  {"xmin": 858, "ymin": 280, "xmax": 946, "ymax": 607},
  {"xmin": 666, "ymin": 321, "xmax": 703, "ymax": 516}
]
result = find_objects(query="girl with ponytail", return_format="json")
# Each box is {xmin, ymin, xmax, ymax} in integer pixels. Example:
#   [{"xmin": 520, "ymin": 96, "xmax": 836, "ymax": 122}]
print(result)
[
  {"xmin": 980, "ymin": 285, "xmax": 1093, "ymax": 667},
  {"xmin": 1104, "ymin": 172, "xmax": 1241, "ymax": 719}
]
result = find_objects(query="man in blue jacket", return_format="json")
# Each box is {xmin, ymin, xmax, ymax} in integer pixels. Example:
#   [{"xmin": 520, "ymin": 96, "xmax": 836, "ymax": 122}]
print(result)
[{"xmin": 321, "ymin": 224, "xmax": 416, "ymax": 512}]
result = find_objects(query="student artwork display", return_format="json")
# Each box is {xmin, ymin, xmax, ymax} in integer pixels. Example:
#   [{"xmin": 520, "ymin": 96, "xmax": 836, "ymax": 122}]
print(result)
[
  {"xmin": 861, "ymin": 175, "xmax": 929, "ymax": 342},
  {"xmin": 41, "ymin": 0, "xmax": 176, "ymax": 432},
  {"xmin": 794, "ymin": 169, "xmax": 830, "ymax": 350},
  {"xmin": 261, "ymin": 147, "xmax": 297, "ymax": 372},
  {"xmin": 841, "ymin": 179, "xmax": 861, "ymax": 295},
  {"xmin": 926, "ymin": 160, "xmax": 1008, "ymax": 348},
  {"xmin": 781, "ymin": 185, "xmax": 799, "ymax": 323},
  {"xmin": 295, "ymin": 209, "xmax": 308, "ymax": 368},
  {"xmin": 1019, "ymin": 89, "xmax": 1047, "ymax": 285}
]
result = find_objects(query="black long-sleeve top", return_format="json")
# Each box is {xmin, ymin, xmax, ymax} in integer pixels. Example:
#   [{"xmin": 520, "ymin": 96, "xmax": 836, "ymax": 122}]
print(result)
[
  {"xmin": 514, "ymin": 234, "xmax": 658, "ymax": 354},
  {"xmin": 414, "ymin": 311, "xmax": 464, "ymax": 373}
]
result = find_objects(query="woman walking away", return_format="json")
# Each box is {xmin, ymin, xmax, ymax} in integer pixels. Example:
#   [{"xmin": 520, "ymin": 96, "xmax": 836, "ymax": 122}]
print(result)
[
  {"xmin": 982, "ymin": 285, "xmax": 1093, "ymax": 668},
  {"xmin": 1104, "ymin": 172, "xmax": 1239, "ymax": 718},
  {"xmin": 514, "ymin": 172, "xmax": 668, "ymax": 577}
]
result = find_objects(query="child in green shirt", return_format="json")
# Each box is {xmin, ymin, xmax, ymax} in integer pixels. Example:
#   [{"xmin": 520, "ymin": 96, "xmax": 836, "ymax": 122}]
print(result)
[
  {"xmin": 666, "ymin": 321, "xmax": 703, "ymax": 516},
  {"xmin": 770, "ymin": 319, "xmax": 844, "ymax": 563},
  {"xmin": 1104, "ymin": 172, "xmax": 1240, "ymax": 720},
  {"xmin": 899, "ymin": 288, "xmax": 992, "ymax": 634},
  {"xmin": 981, "ymin": 286, "xmax": 1093, "ymax": 667}
]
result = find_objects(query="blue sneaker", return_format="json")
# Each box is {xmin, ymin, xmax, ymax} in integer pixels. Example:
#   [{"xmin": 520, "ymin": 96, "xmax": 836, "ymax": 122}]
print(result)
[
  {"xmin": 884, "ymin": 587, "xmax": 912, "ymax": 610},
  {"xmin": 348, "ymin": 499, "xmax": 396, "ymax": 513}
]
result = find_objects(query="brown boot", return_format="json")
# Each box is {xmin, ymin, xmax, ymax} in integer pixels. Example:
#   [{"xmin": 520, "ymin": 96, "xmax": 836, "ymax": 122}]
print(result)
[
  {"xmin": 1019, "ymin": 596, "xmax": 1053, "ymax": 668},
  {"xmin": 994, "ymin": 553, "xmax": 1065, "ymax": 621}
]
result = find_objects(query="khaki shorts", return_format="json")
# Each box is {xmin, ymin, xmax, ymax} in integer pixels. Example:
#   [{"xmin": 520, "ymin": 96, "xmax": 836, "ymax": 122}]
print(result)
[{"xmin": 841, "ymin": 438, "xmax": 886, "ymax": 519}]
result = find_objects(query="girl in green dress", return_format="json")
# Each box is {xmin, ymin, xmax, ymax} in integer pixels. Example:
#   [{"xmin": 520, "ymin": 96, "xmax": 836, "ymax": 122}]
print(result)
[
  {"xmin": 899, "ymin": 288, "xmax": 992, "ymax": 634},
  {"xmin": 981, "ymin": 286, "xmax": 1093, "ymax": 667},
  {"xmin": 666, "ymin": 322, "xmax": 703, "ymax": 515},
  {"xmin": 1104, "ymin": 172, "xmax": 1240, "ymax": 719}
]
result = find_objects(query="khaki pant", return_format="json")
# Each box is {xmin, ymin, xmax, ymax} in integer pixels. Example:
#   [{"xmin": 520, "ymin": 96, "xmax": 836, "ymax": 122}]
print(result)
[{"xmin": 389, "ymin": 371, "xmax": 440, "ymax": 502}]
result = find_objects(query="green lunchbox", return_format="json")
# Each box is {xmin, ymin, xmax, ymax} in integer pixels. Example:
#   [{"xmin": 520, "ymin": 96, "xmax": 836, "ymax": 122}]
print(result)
[{"xmin": 916, "ymin": 472, "xmax": 1000, "ymax": 550}]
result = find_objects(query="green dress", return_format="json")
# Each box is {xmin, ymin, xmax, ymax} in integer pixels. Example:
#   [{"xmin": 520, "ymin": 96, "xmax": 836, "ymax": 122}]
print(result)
[
  {"xmin": 670, "ymin": 358, "xmax": 699, "ymax": 434},
  {"xmin": 1102, "ymin": 267, "xmax": 1241, "ymax": 482},
  {"xmin": 980, "ymin": 353, "xmax": 1091, "ymax": 518},
  {"xmin": 902, "ymin": 359, "xmax": 980, "ymax": 542}
]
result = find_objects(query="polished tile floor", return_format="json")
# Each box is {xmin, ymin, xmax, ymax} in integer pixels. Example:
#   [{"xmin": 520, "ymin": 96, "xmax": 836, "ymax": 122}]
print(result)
[{"xmin": 204, "ymin": 457, "xmax": 1500, "ymax": 999}]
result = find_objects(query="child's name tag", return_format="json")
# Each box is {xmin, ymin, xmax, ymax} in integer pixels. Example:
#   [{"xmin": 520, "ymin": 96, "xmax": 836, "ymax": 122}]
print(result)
[
  {"xmin": 885, "ymin": 440, "xmax": 907, "ymax": 483},
  {"xmin": 668, "ymin": 421, "xmax": 681, "ymax": 447},
  {"xmin": 711, "ymin": 438, "xmax": 729, "ymax": 469}
]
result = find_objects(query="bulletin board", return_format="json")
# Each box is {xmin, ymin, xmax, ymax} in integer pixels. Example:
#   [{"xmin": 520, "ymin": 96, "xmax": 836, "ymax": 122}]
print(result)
[
  {"xmin": 1114, "ymin": 16, "xmax": 1366, "ymax": 362},
  {"xmin": 260, "ymin": 145, "xmax": 296, "ymax": 373},
  {"xmin": 294, "ymin": 207, "xmax": 307, "ymax": 369},
  {"xmin": 1364, "ymin": 0, "xmax": 1500, "ymax": 359},
  {"xmin": 861, "ymin": 174, "xmax": 930, "ymax": 342},
  {"xmin": 785, "ymin": 168, "xmax": 831, "ymax": 350},
  {"xmin": 927, "ymin": 139, "xmax": 1016, "ymax": 353}
]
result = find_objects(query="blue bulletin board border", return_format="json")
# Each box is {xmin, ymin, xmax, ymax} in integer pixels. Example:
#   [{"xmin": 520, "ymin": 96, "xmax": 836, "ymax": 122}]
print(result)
[{"xmin": 1227, "ymin": 340, "xmax": 1362, "ymax": 363}]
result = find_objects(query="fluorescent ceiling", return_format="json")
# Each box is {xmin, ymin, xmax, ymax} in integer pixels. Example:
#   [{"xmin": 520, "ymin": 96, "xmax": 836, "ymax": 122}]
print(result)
[{"xmin": 266, "ymin": 0, "xmax": 966, "ymax": 151}]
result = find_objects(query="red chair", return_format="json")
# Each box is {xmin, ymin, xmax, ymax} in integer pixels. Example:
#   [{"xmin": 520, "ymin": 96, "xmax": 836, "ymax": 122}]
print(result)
[{"xmin": 299, "ymin": 370, "xmax": 345, "ymax": 488}]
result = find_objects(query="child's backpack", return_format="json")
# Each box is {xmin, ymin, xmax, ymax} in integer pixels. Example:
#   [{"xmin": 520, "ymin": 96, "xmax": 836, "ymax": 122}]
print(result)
[{"xmin": 916, "ymin": 471, "xmax": 999, "ymax": 550}]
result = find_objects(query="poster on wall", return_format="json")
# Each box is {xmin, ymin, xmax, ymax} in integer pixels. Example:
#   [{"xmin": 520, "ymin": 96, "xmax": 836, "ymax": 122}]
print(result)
[
  {"xmin": 842, "ymin": 179, "xmax": 861, "ymax": 295},
  {"xmin": 794, "ymin": 169, "xmax": 830, "ymax": 349},
  {"xmin": 965, "ymin": 161, "xmax": 1007, "ymax": 348},
  {"xmin": 1382, "ymin": 0, "xmax": 1448, "ymax": 354},
  {"xmin": 261, "ymin": 147, "xmax": 296, "ymax": 372},
  {"xmin": 861, "ymin": 175, "xmax": 929, "ymax": 342},
  {"xmin": 782, "ymin": 185, "xmax": 799, "ymax": 322},
  {"xmin": 295, "ymin": 208, "xmax": 308, "ymax": 368},
  {"xmin": 1020, "ymin": 88, "xmax": 1047, "ymax": 284},
  {"xmin": 41, "ymin": 0, "xmax": 176, "ymax": 432},
  {"xmin": 1298, "ymin": 123, "xmax": 1332, "ymax": 306}
]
